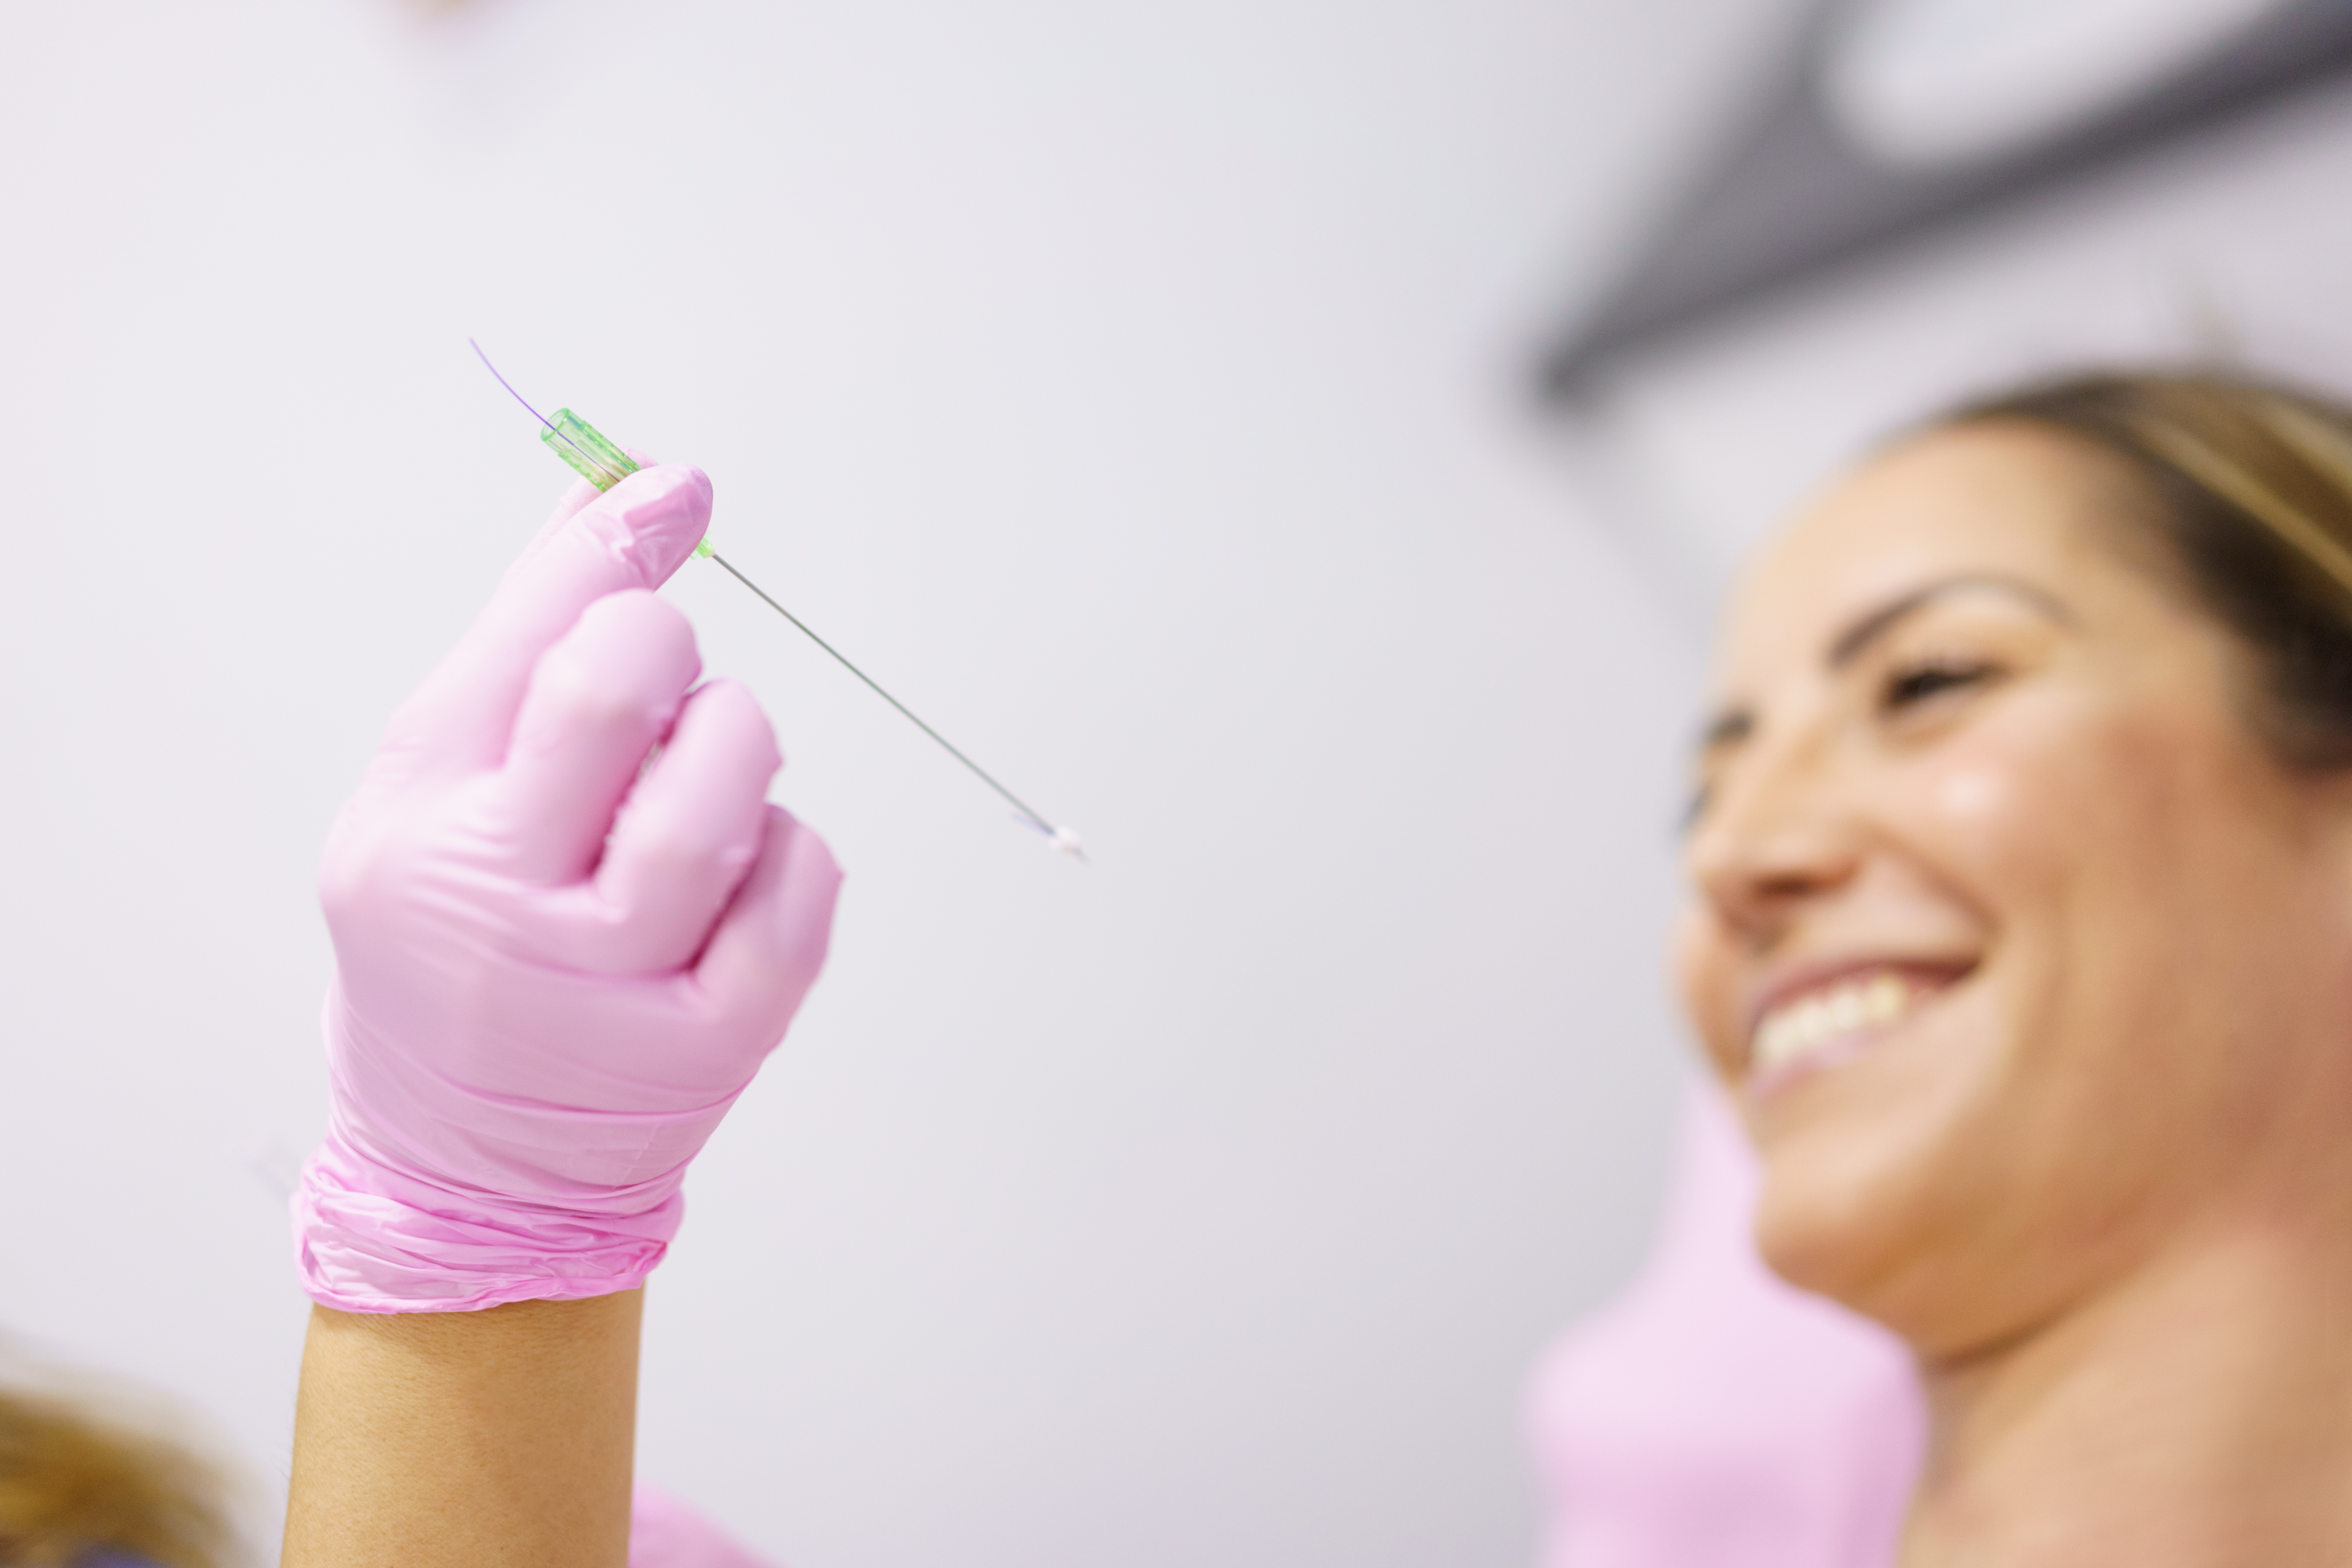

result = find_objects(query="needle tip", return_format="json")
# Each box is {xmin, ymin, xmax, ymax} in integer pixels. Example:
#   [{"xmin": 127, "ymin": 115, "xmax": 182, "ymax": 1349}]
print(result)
[{"xmin": 1017, "ymin": 815, "xmax": 1088, "ymax": 862}]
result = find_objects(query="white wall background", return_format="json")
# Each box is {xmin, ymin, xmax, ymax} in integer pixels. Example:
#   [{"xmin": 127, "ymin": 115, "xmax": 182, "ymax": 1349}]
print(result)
[{"xmin": 0, "ymin": 3, "xmax": 1823, "ymax": 1564}]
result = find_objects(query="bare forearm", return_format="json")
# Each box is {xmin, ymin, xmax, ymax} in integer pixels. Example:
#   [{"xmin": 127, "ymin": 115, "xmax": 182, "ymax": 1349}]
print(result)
[{"xmin": 281, "ymin": 1291, "xmax": 642, "ymax": 1568}]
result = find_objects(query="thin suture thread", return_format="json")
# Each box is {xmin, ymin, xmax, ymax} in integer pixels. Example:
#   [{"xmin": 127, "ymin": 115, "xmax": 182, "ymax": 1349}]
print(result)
[{"xmin": 470, "ymin": 338, "xmax": 626, "ymax": 485}]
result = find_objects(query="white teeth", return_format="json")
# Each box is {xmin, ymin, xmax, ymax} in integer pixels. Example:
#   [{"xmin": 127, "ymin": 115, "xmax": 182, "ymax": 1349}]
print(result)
[
  {"xmin": 1750, "ymin": 970, "xmax": 1920, "ymax": 1076},
  {"xmin": 1864, "ymin": 971, "xmax": 1905, "ymax": 1022}
]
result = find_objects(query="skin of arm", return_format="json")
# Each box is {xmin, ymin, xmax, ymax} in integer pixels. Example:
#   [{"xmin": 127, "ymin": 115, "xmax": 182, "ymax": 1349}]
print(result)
[{"xmin": 280, "ymin": 1291, "xmax": 641, "ymax": 1568}]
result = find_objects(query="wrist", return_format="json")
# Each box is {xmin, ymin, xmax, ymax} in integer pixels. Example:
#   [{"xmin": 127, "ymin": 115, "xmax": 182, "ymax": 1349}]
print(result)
[{"xmin": 285, "ymin": 1293, "xmax": 642, "ymax": 1568}]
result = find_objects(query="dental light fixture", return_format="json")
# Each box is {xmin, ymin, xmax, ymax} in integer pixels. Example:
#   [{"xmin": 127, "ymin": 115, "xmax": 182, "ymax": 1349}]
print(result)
[{"xmin": 1541, "ymin": 0, "xmax": 2352, "ymax": 396}]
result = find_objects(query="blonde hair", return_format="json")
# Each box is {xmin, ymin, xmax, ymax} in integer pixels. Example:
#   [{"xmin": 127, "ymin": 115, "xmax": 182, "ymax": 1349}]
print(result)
[{"xmin": 0, "ymin": 1392, "xmax": 238, "ymax": 1568}]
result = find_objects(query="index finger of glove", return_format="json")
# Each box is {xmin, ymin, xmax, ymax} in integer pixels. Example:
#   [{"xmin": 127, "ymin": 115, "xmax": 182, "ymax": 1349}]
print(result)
[
  {"xmin": 494, "ymin": 589, "xmax": 705, "ymax": 886},
  {"xmin": 388, "ymin": 462, "xmax": 714, "ymax": 773}
]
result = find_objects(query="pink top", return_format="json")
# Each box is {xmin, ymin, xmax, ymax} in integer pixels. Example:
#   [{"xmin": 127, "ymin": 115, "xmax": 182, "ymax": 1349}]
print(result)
[{"xmin": 1526, "ymin": 1085, "xmax": 1926, "ymax": 1568}]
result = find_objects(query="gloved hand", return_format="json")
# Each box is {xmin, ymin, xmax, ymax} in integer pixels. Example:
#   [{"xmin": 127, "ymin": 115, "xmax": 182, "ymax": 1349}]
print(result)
[{"xmin": 294, "ymin": 463, "xmax": 843, "ymax": 1313}]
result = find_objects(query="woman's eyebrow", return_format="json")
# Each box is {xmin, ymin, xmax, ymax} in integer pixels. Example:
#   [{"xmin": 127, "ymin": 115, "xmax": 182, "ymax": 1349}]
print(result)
[
  {"xmin": 1697, "ymin": 708, "xmax": 1752, "ymax": 753},
  {"xmin": 1827, "ymin": 575, "xmax": 2075, "ymax": 669}
]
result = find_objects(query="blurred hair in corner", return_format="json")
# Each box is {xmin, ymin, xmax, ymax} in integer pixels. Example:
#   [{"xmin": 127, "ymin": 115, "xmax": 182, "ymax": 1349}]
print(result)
[{"xmin": 0, "ymin": 1348, "xmax": 248, "ymax": 1568}]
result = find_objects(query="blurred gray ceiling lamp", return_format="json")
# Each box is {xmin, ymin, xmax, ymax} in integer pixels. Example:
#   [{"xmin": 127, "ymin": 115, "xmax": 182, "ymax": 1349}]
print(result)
[{"xmin": 1542, "ymin": 0, "xmax": 2352, "ymax": 399}]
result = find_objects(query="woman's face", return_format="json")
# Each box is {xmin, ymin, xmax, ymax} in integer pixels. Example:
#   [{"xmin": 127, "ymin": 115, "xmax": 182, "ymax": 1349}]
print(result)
[{"xmin": 1676, "ymin": 422, "xmax": 2352, "ymax": 1360}]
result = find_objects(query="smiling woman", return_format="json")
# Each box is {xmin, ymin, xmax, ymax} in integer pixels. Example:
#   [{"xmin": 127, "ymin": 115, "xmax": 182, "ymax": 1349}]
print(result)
[{"xmin": 1677, "ymin": 371, "xmax": 2352, "ymax": 1563}]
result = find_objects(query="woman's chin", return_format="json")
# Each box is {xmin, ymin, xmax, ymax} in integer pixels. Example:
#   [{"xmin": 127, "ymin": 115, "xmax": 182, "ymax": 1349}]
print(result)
[
  {"xmin": 1739, "ymin": 974, "xmax": 2007, "ymax": 1299},
  {"xmin": 1746, "ymin": 1062, "xmax": 2001, "ymax": 1332},
  {"xmin": 1752, "ymin": 1175, "xmax": 1914, "ymax": 1318}
]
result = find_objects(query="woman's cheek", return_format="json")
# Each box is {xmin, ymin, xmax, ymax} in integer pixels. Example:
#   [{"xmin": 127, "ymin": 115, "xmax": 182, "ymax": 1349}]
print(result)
[
  {"xmin": 1933, "ymin": 764, "xmax": 2010, "ymax": 824},
  {"xmin": 1905, "ymin": 712, "xmax": 2080, "ymax": 889}
]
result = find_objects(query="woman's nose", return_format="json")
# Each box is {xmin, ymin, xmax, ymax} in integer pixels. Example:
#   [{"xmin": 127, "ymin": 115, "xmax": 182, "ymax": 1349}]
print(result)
[{"xmin": 1686, "ymin": 741, "xmax": 1863, "ymax": 941}]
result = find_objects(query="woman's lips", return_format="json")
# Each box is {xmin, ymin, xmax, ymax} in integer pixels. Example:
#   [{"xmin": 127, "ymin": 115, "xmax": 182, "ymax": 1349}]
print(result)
[{"xmin": 1743, "ymin": 959, "xmax": 1976, "ymax": 1097}]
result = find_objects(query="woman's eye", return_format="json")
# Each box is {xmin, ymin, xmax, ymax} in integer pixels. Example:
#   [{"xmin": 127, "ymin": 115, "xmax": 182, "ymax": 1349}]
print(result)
[{"xmin": 1881, "ymin": 658, "xmax": 1997, "ymax": 712}]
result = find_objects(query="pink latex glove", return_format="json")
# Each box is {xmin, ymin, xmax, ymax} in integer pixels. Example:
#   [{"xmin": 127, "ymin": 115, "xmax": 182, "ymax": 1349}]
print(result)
[
  {"xmin": 1527, "ymin": 1083, "xmax": 1925, "ymax": 1568},
  {"xmin": 293, "ymin": 464, "xmax": 843, "ymax": 1313}
]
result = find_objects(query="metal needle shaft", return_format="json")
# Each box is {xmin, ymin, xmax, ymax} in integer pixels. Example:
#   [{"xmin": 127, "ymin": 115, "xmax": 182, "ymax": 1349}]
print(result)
[{"xmin": 701, "ymin": 549, "xmax": 1078, "ymax": 850}]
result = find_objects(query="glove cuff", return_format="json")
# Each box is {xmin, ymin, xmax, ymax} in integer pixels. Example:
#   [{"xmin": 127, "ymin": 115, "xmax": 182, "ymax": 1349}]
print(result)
[{"xmin": 291, "ymin": 1136, "xmax": 681, "ymax": 1313}]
